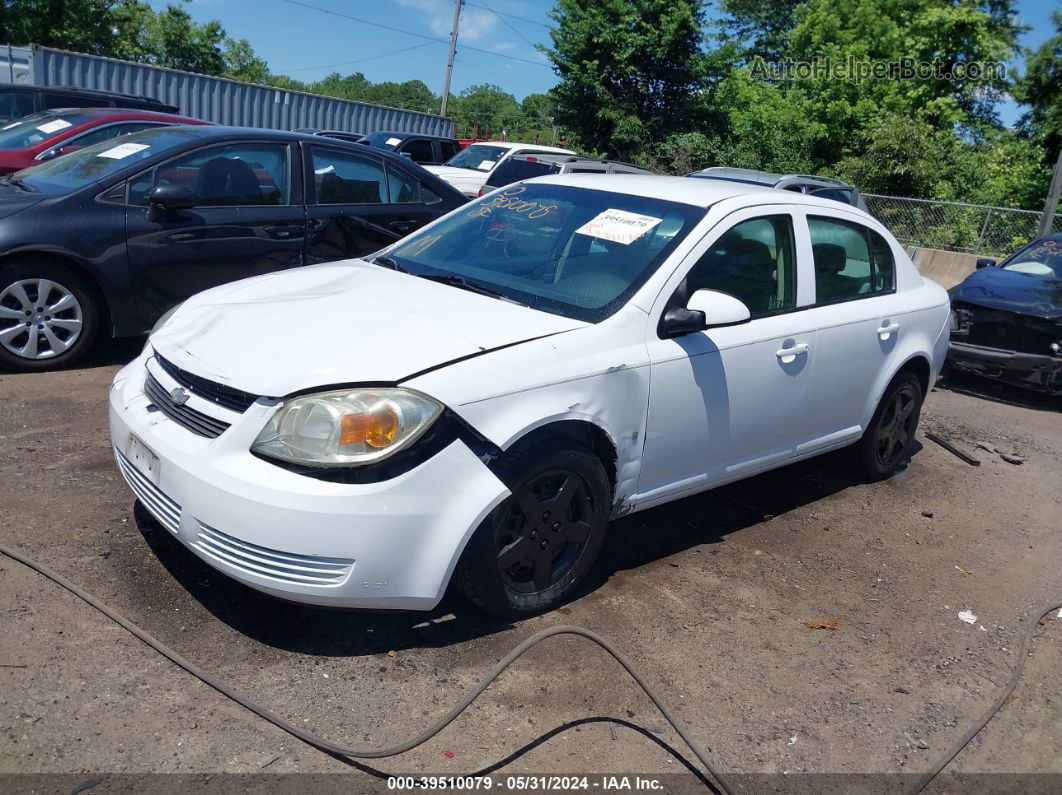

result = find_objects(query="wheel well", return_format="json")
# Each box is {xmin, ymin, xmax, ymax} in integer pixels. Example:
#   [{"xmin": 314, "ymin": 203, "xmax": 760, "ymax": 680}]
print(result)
[
  {"xmin": 0, "ymin": 251, "xmax": 112, "ymax": 337},
  {"xmin": 507, "ymin": 420, "xmax": 618, "ymax": 499},
  {"xmin": 898, "ymin": 355, "xmax": 931, "ymax": 397}
]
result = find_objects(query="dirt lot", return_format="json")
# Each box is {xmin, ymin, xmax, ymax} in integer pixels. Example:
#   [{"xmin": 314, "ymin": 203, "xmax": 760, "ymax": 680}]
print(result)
[{"xmin": 1, "ymin": 343, "xmax": 1059, "ymax": 790}]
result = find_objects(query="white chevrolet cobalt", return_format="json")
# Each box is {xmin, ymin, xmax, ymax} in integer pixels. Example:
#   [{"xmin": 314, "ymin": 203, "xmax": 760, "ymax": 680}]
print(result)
[{"xmin": 110, "ymin": 176, "xmax": 950, "ymax": 617}]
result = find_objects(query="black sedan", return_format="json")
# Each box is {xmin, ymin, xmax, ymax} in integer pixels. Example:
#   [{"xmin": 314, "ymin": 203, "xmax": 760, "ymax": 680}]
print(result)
[
  {"xmin": 0, "ymin": 126, "xmax": 466, "ymax": 371},
  {"xmin": 948, "ymin": 232, "xmax": 1062, "ymax": 395}
]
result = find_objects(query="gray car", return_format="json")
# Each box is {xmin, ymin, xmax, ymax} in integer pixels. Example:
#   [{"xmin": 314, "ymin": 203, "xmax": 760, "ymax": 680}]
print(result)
[{"xmin": 687, "ymin": 167, "xmax": 866, "ymax": 210}]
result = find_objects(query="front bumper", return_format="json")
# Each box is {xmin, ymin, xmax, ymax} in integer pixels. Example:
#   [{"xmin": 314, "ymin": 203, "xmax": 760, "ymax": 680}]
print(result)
[
  {"xmin": 108, "ymin": 352, "xmax": 510, "ymax": 609},
  {"xmin": 947, "ymin": 341, "xmax": 1062, "ymax": 395}
]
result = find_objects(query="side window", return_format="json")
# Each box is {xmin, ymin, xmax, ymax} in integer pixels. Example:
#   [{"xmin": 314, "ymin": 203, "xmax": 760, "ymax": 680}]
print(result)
[
  {"xmin": 439, "ymin": 141, "xmax": 459, "ymax": 161},
  {"xmin": 130, "ymin": 143, "xmax": 290, "ymax": 207},
  {"xmin": 809, "ymin": 187, "xmax": 856, "ymax": 206},
  {"xmin": 400, "ymin": 138, "xmax": 435, "ymax": 163},
  {"xmin": 808, "ymin": 215, "xmax": 893, "ymax": 302},
  {"xmin": 385, "ymin": 164, "xmax": 422, "ymax": 204},
  {"xmin": 311, "ymin": 146, "xmax": 387, "ymax": 204},
  {"xmin": 683, "ymin": 215, "xmax": 797, "ymax": 317}
]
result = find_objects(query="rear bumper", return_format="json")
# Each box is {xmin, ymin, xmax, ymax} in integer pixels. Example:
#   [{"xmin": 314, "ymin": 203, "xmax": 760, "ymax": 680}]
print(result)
[
  {"xmin": 108, "ymin": 352, "xmax": 510, "ymax": 609},
  {"xmin": 947, "ymin": 341, "xmax": 1062, "ymax": 395}
]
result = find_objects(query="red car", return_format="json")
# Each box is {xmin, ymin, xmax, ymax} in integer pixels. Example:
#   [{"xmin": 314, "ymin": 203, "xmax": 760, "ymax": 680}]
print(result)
[{"xmin": 0, "ymin": 108, "xmax": 212, "ymax": 175}]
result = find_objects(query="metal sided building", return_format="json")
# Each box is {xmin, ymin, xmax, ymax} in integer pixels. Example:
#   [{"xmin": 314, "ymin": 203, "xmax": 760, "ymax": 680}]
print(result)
[{"xmin": 0, "ymin": 44, "xmax": 454, "ymax": 137}]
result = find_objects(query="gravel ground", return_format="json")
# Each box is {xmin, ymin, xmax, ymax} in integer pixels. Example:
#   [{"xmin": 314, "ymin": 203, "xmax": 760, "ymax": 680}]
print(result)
[{"xmin": 1, "ymin": 343, "xmax": 1059, "ymax": 792}]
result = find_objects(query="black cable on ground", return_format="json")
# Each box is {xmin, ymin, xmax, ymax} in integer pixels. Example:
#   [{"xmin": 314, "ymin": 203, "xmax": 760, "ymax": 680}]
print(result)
[{"xmin": 1, "ymin": 542, "xmax": 1057, "ymax": 794}]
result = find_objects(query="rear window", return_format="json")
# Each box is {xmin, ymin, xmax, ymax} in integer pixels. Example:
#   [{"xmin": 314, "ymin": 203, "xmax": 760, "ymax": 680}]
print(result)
[
  {"xmin": 0, "ymin": 111, "xmax": 95, "ymax": 151},
  {"xmin": 0, "ymin": 89, "xmax": 36, "ymax": 124},
  {"xmin": 486, "ymin": 158, "xmax": 557, "ymax": 187}
]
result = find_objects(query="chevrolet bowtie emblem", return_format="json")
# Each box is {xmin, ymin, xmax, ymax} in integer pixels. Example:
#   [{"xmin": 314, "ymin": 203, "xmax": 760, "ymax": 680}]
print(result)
[{"xmin": 170, "ymin": 387, "xmax": 190, "ymax": 406}]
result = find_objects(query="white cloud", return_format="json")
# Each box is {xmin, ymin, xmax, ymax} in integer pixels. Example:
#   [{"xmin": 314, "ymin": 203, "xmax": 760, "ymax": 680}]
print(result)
[{"xmin": 394, "ymin": 0, "xmax": 501, "ymax": 43}]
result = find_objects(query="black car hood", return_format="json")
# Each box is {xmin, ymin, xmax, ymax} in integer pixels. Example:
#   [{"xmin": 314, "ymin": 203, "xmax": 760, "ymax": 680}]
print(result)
[
  {"xmin": 0, "ymin": 189, "xmax": 45, "ymax": 220},
  {"xmin": 950, "ymin": 266, "xmax": 1062, "ymax": 321}
]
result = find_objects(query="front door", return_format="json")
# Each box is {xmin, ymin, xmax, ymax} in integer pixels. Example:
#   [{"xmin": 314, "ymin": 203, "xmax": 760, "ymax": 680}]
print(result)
[
  {"xmin": 303, "ymin": 143, "xmax": 442, "ymax": 264},
  {"xmin": 126, "ymin": 141, "xmax": 304, "ymax": 323},
  {"xmin": 638, "ymin": 207, "xmax": 818, "ymax": 505}
]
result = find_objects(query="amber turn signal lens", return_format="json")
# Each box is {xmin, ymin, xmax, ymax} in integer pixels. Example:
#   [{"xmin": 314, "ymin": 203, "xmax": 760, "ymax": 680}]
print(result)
[{"xmin": 339, "ymin": 403, "xmax": 401, "ymax": 449}]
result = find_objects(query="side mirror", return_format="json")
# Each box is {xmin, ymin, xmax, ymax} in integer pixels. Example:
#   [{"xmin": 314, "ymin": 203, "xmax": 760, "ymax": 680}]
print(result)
[
  {"xmin": 975, "ymin": 257, "xmax": 997, "ymax": 269},
  {"xmin": 659, "ymin": 289, "xmax": 751, "ymax": 338},
  {"xmin": 36, "ymin": 147, "xmax": 61, "ymax": 162},
  {"xmin": 149, "ymin": 183, "xmax": 198, "ymax": 211}
]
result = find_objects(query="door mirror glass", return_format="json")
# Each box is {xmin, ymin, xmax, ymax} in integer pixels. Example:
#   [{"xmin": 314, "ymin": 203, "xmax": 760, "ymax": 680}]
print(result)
[
  {"xmin": 149, "ymin": 183, "xmax": 198, "ymax": 210},
  {"xmin": 687, "ymin": 289, "xmax": 751, "ymax": 327},
  {"xmin": 975, "ymin": 257, "xmax": 997, "ymax": 269}
]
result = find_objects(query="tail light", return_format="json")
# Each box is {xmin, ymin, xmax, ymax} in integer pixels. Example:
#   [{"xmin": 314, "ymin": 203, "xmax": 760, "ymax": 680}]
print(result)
[{"xmin": 477, "ymin": 186, "xmax": 487, "ymax": 197}]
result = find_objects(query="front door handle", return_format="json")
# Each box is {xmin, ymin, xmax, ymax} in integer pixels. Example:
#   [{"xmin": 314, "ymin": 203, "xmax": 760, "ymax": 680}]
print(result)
[
  {"xmin": 388, "ymin": 218, "xmax": 418, "ymax": 234},
  {"xmin": 776, "ymin": 343, "xmax": 810, "ymax": 363},
  {"xmin": 878, "ymin": 321, "xmax": 901, "ymax": 341},
  {"xmin": 265, "ymin": 223, "xmax": 305, "ymax": 240}
]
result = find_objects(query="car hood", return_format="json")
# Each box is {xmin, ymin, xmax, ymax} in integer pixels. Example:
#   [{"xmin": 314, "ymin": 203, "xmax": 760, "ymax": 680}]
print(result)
[
  {"xmin": 950, "ymin": 266, "xmax": 1062, "ymax": 320},
  {"xmin": 0, "ymin": 189, "xmax": 44, "ymax": 218},
  {"xmin": 423, "ymin": 165, "xmax": 487, "ymax": 185},
  {"xmin": 150, "ymin": 260, "xmax": 587, "ymax": 397}
]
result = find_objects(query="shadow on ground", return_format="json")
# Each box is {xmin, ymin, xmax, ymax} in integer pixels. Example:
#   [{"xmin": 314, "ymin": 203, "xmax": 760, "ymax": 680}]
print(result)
[
  {"xmin": 938, "ymin": 368, "xmax": 1060, "ymax": 413},
  {"xmin": 136, "ymin": 447, "xmax": 885, "ymax": 659}
]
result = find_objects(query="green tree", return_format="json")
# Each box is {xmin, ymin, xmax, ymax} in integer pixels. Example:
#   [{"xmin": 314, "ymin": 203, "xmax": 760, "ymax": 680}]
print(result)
[
  {"xmin": 222, "ymin": 37, "xmax": 269, "ymax": 84},
  {"xmin": 718, "ymin": 0, "xmax": 803, "ymax": 64},
  {"xmin": 448, "ymin": 84, "xmax": 521, "ymax": 138},
  {"xmin": 1013, "ymin": 10, "xmax": 1062, "ymax": 157},
  {"xmin": 544, "ymin": 0, "xmax": 708, "ymax": 159},
  {"xmin": 0, "ymin": 0, "xmax": 120, "ymax": 54}
]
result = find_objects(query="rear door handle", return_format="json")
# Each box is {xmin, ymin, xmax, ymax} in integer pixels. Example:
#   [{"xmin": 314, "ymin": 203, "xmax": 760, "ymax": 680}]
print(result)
[
  {"xmin": 776, "ymin": 342, "xmax": 810, "ymax": 363},
  {"xmin": 878, "ymin": 321, "xmax": 901, "ymax": 340},
  {"xmin": 388, "ymin": 219, "xmax": 418, "ymax": 234},
  {"xmin": 265, "ymin": 224, "xmax": 304, "ymax": 240}
]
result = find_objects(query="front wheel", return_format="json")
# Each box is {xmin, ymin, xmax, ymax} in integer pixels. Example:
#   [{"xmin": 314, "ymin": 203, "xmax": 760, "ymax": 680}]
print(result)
[
  {"xmin": 0, "ymin": 260, "xmax": 99, "ymax": 372},
  {"xmin": 455, "ymin": 438, "xmax": 611, "ymax": 618},
  {"xmin": 854, "ymin": 371, "xmax": 923, "ymax": 480}
]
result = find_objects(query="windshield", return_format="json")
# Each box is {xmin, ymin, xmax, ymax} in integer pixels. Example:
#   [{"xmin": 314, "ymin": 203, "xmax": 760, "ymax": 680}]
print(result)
[
  {"xmin": 486, "ymin": 158, "xmax": 558, "ymax": 187},
  {"xmin": 7, "ymin": 126, "xmax": 201, "ymax": 195},
  {"xmin": 366, "ymin": 132, "xmax": 403, "ymax": 149},
  {"xmin": 443, "ymin": 144, "xmax": 509, "ymax": 172},
  {"xmin": 1000, "ymin": 237, "xmax": 1062, "ymax": 278},
  {"xmin": 385, "ymin": 183, "xmax": 704, "ymax": 322},
  {"xmin": 0, "ymin": 110, "xmax": 96, "ymax": 150}
]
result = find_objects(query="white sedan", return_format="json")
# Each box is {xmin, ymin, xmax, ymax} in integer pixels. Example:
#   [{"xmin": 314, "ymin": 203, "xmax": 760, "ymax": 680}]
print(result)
[
  {"xmin": 109, "ymin": 176, "xmax": 950, "ymax": 617},
  {"xmin": 423, "ymin": 140, "xmax": 574, "ymax": 197}
]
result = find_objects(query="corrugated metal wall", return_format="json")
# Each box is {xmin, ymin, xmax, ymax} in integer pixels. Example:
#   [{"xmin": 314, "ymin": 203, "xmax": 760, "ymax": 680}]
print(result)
[{"xmin": 5, "ymin": 45, "xmax": 453, "ymax": 136}]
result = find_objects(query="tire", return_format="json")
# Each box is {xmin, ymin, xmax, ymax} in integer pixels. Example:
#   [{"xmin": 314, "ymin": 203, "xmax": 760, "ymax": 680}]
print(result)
[
  {"xmin": 0, "ymin": 259, "xmax": 99, "ymax": 372},
  {"xmin": 853, "ymin": 371, "xmax": 923, "ymax": 481},
  {"xmin": 455, "ymin": 437, "xmax": 611, "ymax": 618}
]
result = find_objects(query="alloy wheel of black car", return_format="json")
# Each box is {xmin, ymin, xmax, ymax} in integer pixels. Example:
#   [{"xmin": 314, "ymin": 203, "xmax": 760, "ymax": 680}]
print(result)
[
  {"xmin": 0, "ymin": 260, "xmax": 98, "ymax": 371},
  {"xmin": 456, "ymin": 438, "xmax": 610, "ymax": 617}
]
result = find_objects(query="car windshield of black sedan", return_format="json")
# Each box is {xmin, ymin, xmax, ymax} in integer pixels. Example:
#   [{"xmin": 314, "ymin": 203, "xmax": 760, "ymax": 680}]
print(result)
[
  {"xmin": 385, "ymin": 183, "xmax": 704, "ymax": 322},
  {"xmin": 442, "ymin": 144, "xmax": 509, "ymax": 172},
  {"xmin": 1001, "ymin": 238, "xmax": 1062, "ymax": 278},
  {"xmin": 0, "ymin": 110, "xmax": 99, "ymax": 150},
  {"xmin": 8, "ymin": 127, "xmax": 201, "ymax": 194}
]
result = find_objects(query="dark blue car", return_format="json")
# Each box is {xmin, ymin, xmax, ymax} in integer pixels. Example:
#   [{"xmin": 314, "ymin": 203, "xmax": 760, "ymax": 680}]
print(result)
[{"xmin": 948, "ymin": 231, "xmax": 1062, "ymax": 394}]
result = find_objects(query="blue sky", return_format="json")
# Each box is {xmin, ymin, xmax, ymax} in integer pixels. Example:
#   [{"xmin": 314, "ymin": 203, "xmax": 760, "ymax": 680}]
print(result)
[{"xmin": 172, "ymin": 0, "xmax": 1055, "ymax": 125}]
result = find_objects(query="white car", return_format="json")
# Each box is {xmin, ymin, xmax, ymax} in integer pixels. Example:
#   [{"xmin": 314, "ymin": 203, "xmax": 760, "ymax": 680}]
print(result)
[
  {"xmin": 109, "ymin": 176, "xmax": 950, "ymax": 617},
  {"xmin": 423, "ymin": 140, "xmax": 574, "ymax": 198}
]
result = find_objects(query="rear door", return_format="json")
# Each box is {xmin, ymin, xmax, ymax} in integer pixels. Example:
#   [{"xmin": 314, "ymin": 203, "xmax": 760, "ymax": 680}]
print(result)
[
  {"xmin": 125, "ymin": 140, "xmax": 305, "ymax": 322},
  {"xmin": 397, "ymin": 137, "xmax": 436, "ymax": 165},
  {"xmin": 303, "ymin": 143, "xmax": 443, "ymax": 264}
]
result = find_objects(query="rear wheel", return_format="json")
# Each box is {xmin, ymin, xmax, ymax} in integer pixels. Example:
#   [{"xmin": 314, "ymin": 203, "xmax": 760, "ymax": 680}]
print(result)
[
  {"xmin": 0, "ymin": 260, "xmax": 99, "ymax": 372},
  {"xmin": 854, "ymin": 372, "xmax": 923, "ymax": 480},
  {"xmin": 456, "ymin": 438, "xmax": 610, "ymax": 617}
]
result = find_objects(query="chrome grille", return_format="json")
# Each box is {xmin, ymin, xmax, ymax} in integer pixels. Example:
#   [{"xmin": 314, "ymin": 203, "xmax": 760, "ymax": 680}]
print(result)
[
  {"xmin": 191, "ymin": 523, "xmax": 354, "ymax": 587},
  {"xmin": 155, "ymin": 354, "xmax": 260, "ymax": 413},
  {"xmin": 114, "ymin": 447, "xmax": 181, "ymax": 534},
  {"xmin": 145, "ymin": 373, "xmax": 231, "ymax": 439}
]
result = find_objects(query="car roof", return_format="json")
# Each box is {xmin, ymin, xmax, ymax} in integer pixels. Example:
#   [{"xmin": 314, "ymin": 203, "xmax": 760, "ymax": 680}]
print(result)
[
  {"xmin": 512, "ymin": 153, "xmax": 649, "ymax": 169},
  {"xmin": 691, "ymin": 166, "xmax": 853, "ymax": 189},
  {"xmin": 469, "ymin": 141, "xmax": 574, "ymax": 154},
  {"xmin": 529, "ymin": 173, "xmax": 876, "ymax": 213},
  {"xmin": 369, "ymin": 130, "xmax": 455, "ymax": 141}
]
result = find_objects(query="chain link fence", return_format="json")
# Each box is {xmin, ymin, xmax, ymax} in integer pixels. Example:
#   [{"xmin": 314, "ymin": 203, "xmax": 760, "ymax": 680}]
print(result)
[{"xmin": 863, "ymin": 193, "xmax": 1062, "ymax": 257}]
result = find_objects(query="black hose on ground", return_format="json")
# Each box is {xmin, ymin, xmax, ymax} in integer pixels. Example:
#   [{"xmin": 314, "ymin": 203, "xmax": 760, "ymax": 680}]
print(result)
[{"xmin": 0, "ymin": 542, "xmax": 1057, "ymax": 794}]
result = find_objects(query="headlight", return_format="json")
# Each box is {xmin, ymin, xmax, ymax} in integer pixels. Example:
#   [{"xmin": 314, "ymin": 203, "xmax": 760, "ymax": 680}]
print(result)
[
  {"xmin": 251, "ymin": 388, "xmax": 443, "ymax": 467},
  {"xmin": 151, "ymin": 302, "xmax": 185, "ymax": 335}
]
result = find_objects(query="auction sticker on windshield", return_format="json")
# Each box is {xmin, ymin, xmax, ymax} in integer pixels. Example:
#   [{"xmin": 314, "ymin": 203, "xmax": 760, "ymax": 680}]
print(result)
[
  {"xmin": 576, "ymin": 209, "xmax": 663, "ymax": 245},
  {"xmin": 36, "ymin": 119, "xmax": 72, "ymax": 134},
  {"xmin": 478, "ymin": 159, "xmax": 497, "ymax": 170},
  {"xmin": 386, "ymin": 137, "xmax": 401, "ymax": 146},
  {"xmin": 98, "ymin": 142, "xmax": 151, "ymax": 159}
]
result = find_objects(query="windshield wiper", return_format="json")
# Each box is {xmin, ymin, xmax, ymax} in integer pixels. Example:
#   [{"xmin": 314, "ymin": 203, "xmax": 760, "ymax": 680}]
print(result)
[
  {"xmin": 1, "ymin": 176, "xmax": 36, "ymax": 193},
  {"xmin": 413, "ymin": 272, "xmax": 524, "ymax": 305},
  {"xmin": 371, "ymin": 255, "xmax": 405, "ymax": 272}
]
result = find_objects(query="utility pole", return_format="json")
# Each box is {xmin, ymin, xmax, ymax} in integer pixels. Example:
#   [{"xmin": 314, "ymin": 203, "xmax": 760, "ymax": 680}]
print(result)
[
  {"xmin": 440, "ymin": 0, "xmax": 461, "ymax": 118},
  {"xmin": 1038, "ymin": 149, "xmax": 1062, "ymax": 238}
]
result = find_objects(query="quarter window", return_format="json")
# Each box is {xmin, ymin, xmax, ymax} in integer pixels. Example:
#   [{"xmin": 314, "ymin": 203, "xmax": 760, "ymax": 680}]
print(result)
[
  {"xmin": 682, "ymin": 215, "xmax": 797, "ymax": 317},
  {"xmin": 311, "ymin": 146, "xmax": 387, "ymax": 204},
  {"xmin": 386, "ymin": 164, "xmax": 421, "ymax": 204},
  {"xmin": 130, "ymin": 143, "xmax": 290, "ymax": 207},
  {"xmin": 808, "ymin": 216, "xmax": 894, "ymax": 302}
]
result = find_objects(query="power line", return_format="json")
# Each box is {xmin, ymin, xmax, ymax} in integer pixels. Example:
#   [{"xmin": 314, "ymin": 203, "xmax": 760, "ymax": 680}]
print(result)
[
  {"xmin": 275, "ymin": 0, "xmax": 552, "ymax": 69},
  {"xmin": 476, "ymin": 0, "xmax": 540, "ymax": 49},
  {"xmin": 465, "ymin": 1, "xmax": 553, "ymax": 29},
  {"xmin": 280, "ymin": 41, "xmax": 441, "ymax": 73}
]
